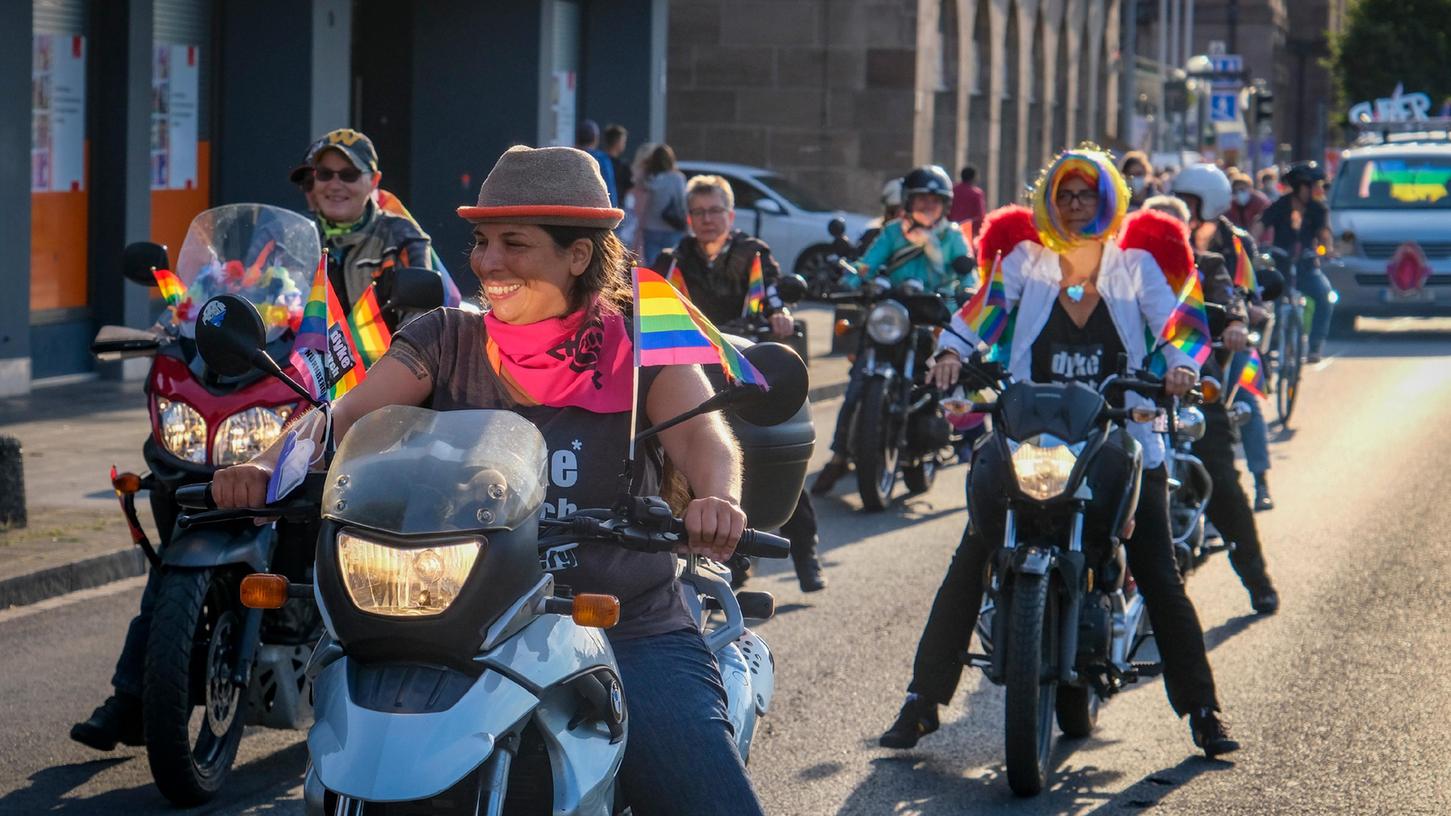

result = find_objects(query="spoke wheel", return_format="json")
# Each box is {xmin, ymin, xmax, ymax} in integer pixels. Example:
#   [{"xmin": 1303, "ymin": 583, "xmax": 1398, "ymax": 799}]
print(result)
[{"xmin": 851, "ymin": 378, "xmax": 899, "ymax": 512}]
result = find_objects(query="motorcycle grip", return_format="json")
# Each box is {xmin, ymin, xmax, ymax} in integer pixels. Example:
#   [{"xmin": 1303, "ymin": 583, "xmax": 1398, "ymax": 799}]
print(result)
[
  {"xmin": 175, "ymin": 483, "xmax": 215, "ymax": 510},
  {"xmin": 735, "ymin": 529, "xmax": 791, "ymax": 559}
]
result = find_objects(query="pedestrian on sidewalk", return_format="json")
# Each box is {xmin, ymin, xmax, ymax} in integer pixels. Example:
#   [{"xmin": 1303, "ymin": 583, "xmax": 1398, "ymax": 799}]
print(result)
[
  {"xmin": 948, "ymin": 165, "xmax": 986, "ymax": 234},
  {"xmin": 576, "ymin": 119, "xmax": 619, "ymax": 207},
  {"xmin": 604, "ymin": 124, "xmax": 639, "ymax": 248},
  {"xmin": 640, "ymin": 144, "xmax": 688, "ymax": 264}
]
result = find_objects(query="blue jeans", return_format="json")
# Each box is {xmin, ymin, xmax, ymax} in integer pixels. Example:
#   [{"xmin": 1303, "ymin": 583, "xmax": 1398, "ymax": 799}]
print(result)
[
  {"xmin": 643, "ymin": 229, "xmax": 684, "ymax": 265},
  {"xmin": 611, "ymin": 628, "xmax": 765, "ymax": 816},
  {"xmin": 1295, "ymin": 257, "xmax": 1335, "ymax": 353},
  {"xmin": 1231, "ymin": 356, "xmax": 1270, "ymax": 476},
  {"xmin": 829, "ymin": 355, "xmax": 868, "ymax": 457}
]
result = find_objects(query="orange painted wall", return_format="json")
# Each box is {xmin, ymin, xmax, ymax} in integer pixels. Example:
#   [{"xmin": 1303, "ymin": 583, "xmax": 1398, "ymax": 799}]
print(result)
[
  {"xmin": 29, "ymin": 142, "xmax": 90, "ymax": 312},
  {"xmin": 150, "ymin": 140, "xmax": 212, "ymax": 264}
]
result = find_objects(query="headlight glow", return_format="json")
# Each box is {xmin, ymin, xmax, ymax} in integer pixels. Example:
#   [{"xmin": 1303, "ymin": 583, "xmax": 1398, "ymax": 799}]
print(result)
[
  {"xmin": 156, "ymin": 398, "xmax": 207, "ymax": 464},
  {"xmin": 337, "ymin": 531, "xmax": 483, "ymax": 617},
  {"xmin": 866, "ymin": 301, "xmax": 911, "ymax": 344},
  {"xmin": 1010, "ymin": 437, "xmax": 1079, "ymax": 501},
  {"xmin": 213, "ymin": 406, "xmax": 292, "ymax": 466}
]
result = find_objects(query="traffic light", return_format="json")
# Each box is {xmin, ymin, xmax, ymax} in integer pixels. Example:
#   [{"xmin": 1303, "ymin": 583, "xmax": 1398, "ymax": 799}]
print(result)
[{"xmin": 1254, "ymin": 89, "xmax": 1274, "ymax": 123}]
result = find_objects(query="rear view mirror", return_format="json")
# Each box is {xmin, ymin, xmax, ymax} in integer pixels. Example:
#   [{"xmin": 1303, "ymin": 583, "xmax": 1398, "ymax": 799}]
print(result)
[
  {"xmin": 827, "ymin": 217, "xmax": 847, "ymax": 238},
  {"xmin": 91, "ymin": 325, "xmax": 162, "ymax": 361},
  {"xmin": 384, "ymin": 267, "xmax": 445, "ymax": 314},
  {"xmin": 754, "ymin": 198, "xmax": 785, "ymax": 216},
  {"xmin": 122, "ymin": 241, "xmax": 170, "ymax": 286},
  {"xmin": 195, "ymin": 294, "xmax": 268, "ymax": 378},
  {"xmin": 730, "ymin": 342, "xmax": 808, "ymax": 428},
  {"xmin": 776, "ymin": 273, "xmax": 807, "ymax": 305}
]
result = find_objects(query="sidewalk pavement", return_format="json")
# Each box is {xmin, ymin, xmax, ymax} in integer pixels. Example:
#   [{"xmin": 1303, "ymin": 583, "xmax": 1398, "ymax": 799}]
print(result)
[{"xmin": 0, "ymin": 303, "xmax": 852, "ymax": 609}]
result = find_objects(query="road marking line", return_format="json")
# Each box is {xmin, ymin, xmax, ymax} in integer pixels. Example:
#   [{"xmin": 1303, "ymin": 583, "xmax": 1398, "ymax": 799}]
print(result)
[{"xmin": 0, "ymin": 575, "xmax": 147, "ymax": 626}]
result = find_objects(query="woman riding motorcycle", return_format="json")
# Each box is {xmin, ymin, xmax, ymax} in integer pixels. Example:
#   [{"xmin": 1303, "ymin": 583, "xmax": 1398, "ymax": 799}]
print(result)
[
  {"xmin": 812, "ymin": 165, "xmax": 974, "ymax": 494},
  {"xmin": 877, "ymin": 146, "xmax": 1240, "ymax": 758},
  {"xmin": 211, "ymin": 145, "xmax": 767, "ymax": 815}
]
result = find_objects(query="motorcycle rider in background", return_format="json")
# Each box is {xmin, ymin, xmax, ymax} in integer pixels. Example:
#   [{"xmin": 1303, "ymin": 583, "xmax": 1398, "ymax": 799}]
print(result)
[
  {"xmin": 1256, "ymin": 161, "xmax": 1336, "ymax": 362},
  {"xmin": 651, "ymin": 174, "xmax": 827, "ymax": 592},
  {"xmin": 1168, "ymin": 166, "xmax": 1280, "ymax": 613},
  {"xmin": 811, "ymin": 166, "xmax": 974, "ymax": 495},
  {"xmin": 857, "ymin": 177, "xmax": 906, "ymax": 253},
  {"xmin": 877, "ymin": 148, "xmax": 1238, "ymax": 758}
]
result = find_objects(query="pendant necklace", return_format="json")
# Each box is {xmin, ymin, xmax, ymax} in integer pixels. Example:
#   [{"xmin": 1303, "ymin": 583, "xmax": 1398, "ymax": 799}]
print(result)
[{"xmin": 1065, "ymin": 283, "xmax": 1086, "ymax": 303}]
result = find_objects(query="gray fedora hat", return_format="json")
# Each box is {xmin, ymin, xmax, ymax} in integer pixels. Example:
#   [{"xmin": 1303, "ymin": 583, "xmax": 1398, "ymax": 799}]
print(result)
[{"xmin": 457, "ymin": 145, "xmax": 624, "ymax": 229}]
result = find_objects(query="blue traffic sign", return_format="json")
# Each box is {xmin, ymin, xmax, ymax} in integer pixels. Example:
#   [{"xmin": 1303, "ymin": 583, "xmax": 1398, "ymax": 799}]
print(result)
[{"xmin": 1211, "ymin": 92, "xmax": 1239, "ymax": 122}]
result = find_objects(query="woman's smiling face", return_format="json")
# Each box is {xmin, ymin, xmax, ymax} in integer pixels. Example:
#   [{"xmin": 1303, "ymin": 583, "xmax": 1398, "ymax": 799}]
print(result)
[{"xmin": 470, "ymin": 223, "xmax": 590, "ymax": 324}]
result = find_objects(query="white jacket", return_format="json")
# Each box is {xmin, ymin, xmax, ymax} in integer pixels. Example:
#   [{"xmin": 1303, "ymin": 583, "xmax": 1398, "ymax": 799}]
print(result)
[{"xmin": 939, "ymin": 240, "xmax": 1197, "ymax": 469}]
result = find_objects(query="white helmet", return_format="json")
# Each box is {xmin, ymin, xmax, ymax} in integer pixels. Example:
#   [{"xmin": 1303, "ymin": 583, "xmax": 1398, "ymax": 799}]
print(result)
[
  {"xmin": 1171, "ymin": 163, "xmax": 1232, "ymax": 220},
  {"xmin": 881, "ymin": 177, "xmax": 904, "ymax": 208}
]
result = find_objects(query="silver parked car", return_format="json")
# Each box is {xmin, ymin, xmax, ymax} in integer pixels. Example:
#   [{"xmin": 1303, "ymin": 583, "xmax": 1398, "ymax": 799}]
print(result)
[
  {"xmin": 1325, "ymin": 138, "xmax": 1451, "ymax": 321},
  {"xmin": 678, "ymin": 161, "xmax": 873, "ymax": 278}
]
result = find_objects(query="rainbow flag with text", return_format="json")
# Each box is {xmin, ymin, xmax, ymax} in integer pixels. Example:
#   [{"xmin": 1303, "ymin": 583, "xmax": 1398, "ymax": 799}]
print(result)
[{"xmin": 290, "ymin": 253, "xmax": 368, "ymax": 400}]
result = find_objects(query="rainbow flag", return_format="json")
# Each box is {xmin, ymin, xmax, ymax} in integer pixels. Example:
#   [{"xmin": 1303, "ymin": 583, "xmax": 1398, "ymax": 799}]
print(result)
[
  {"xmin": 664, "ymin": 258, "xmax": 690, "ymax": 299},
  {"xmin": 1159, "ymin": 270, "xmax": 1213, "ymax": 367},
  {"xmin": 1236, "ymin": 349, "xmax": 1266, "ymax": 399},
  {"xmin": 347, "ymin": 286, "xmax": 392, "ymax": 368},
  {"xmin": 292, "ymin": 252, "xmax": 367, "ymax": 400},
  {"xmin": 633, "ymin": 267, "xmax": 767, "ymax": 388},
  {"xmin": 742, "ymin": 254, "xmax": 766, "ymax": 316},
  {"xmin": 153, "ymin": 268, "xmax": 186, "ymax": 306},
  {"xmin": 955, "ymin": 253, "xmax": 1009, "ymax": 346},
  {"xmin": 1231, "ymin": 233, "xmax": 1257, "ymax": 293}
]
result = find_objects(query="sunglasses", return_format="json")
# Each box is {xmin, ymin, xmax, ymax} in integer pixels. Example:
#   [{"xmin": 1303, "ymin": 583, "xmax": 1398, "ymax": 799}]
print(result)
[
  {"xmin": 314, "ymin": 166, "xmax": 366, "ymax": 183},
  {"xmin": 1055, "ymin": 189, "xmax": 1100, "ymax": 207}
]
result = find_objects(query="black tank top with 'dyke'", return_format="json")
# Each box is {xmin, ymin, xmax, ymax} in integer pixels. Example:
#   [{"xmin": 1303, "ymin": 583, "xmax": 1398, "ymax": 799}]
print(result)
[{"xmin": 1030, "ymin": 297, "xmax": 1125, "ymax": 388}]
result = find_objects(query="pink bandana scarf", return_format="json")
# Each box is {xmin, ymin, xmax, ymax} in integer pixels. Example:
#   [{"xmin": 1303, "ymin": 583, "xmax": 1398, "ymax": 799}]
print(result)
[{"xmin": 483, "ymin": 305, "xmax": 633, "ymax": 413}]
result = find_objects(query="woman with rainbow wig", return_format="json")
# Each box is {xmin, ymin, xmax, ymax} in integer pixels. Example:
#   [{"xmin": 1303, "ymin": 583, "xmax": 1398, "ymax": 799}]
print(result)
[{"xmin": 878, "ymin": 145, "xmax": 1241, "ymax": 760}]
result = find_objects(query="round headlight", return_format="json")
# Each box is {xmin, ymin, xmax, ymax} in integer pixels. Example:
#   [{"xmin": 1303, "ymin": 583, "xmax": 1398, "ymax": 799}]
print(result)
[
  {"xmin": 213, "ymin": 406, "xmax": 292, "ymax": 466},
  {"xmin": 1176, "ymin": 407, "xmax": 1207, "ymax": 442},
  {"xmin": 866, "ymin": 301, "xmax": 911, "ymax": 345},
  {"xmin": 156, "ymin": 398, "xmax": 207, "ymax": 464}
]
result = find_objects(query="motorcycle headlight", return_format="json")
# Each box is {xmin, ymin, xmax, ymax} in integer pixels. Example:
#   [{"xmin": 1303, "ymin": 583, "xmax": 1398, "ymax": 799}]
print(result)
[
  {"xmin": 1176, "ymin": 407, "xmax": 1207, "ymax": 442},
  {"xmin": 156, "ymin": 398, "xmax": 207, "ymax": 464},
  {"xmin": 1010, "ymin": 436, "xmax": 1080, "ymax": 501},
  {"xmin": 866, "ymin": 301, "xmax": 911, "ymax": 344},
  {"xmin": 213, "ymin": 405, "xmax": 293, "ymax": 466},
  {"xmin": 337, "ymin": 531, "xmax": 483, "ymax": 617}
]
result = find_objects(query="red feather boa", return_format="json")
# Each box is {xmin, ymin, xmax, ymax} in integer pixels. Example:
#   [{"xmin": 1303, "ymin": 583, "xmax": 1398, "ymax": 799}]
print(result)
[
  {"xmin": 974, "ymin": 205, "xmax": 1041, "ymax": 272},
  {"xmin": 1117, "ymin": 209, "xmax": 1195, "ymax": 294}
]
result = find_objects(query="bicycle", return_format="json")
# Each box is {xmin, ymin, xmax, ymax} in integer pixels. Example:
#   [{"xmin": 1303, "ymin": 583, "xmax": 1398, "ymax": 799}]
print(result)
[{"xmin": 1261, "ymin": 248, "xmax": 1308, "ymax": 427}]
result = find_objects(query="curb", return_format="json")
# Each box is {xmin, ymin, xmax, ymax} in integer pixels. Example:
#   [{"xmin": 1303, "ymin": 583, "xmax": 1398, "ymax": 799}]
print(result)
[
  {"xmin": 807, "ymin": 379, "xmax": 849, "ymax": 403},
  {"xmin": 0, "ymin": 547, "xmax": 147, "ymax": 610}
]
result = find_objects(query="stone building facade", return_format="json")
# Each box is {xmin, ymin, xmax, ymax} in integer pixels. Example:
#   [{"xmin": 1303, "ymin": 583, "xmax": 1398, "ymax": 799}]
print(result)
[{"xmin": 665, "ymin": 0, "xmax": 1125, "ymax": 214}]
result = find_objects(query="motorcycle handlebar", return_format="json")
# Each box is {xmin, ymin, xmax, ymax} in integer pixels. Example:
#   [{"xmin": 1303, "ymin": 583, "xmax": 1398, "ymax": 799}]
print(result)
[{"xmin": 175, "ymin": 483, "xmax": 215, "ymax": 510}]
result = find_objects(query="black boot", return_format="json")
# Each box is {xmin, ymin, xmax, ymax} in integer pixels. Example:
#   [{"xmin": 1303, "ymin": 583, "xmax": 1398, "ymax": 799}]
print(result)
[
  {"xmin": 1189, "ymin": 707, "xmax": 1240, "ymax": 758},
  {"xmin": 878, "ymin": 694, "xmax": 940, "ymax": 749},
  {"xmin": 1253, "ymin": 474, "xmax": 1274, "ymax": 512},
  {"xmin": 70, "ymin": 693, "xmax": 144, "ymax": 751},
  {"xmin": 810, "ymin": 457, "xmax": 850, "ymax": 495},
  {"xmin": 790, "ymin": 533, "xmax": 827, "ymax": 593},
  {"xmin": 1248, "ymin": 580, "xmax": 1280, "ymax": 615}
]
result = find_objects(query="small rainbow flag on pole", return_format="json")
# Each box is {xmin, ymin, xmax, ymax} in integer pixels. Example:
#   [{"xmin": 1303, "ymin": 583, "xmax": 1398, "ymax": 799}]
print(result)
[
  {"xmin": 1158, "ymin": 270, "xmax": 1213, "ymax": 367},
  {"xmin": 1231, "ymin": 233, "xmax": 1257, "ymax": 293},
  {"xmin": 664, "ymin": 258, "xmax": 690, "ymax": 299},
  {"xmin": 347, "ymin": 286, "xmax": 392, "ymax": 368},
  {"xmin": 633, "ymin": 267, "xmax": 767, "ymax": 388},
  {"xmin": 153, "ymin": 268, "xmax": 187, "ymax": 306},
  {"xmin": 1236, "ymin": 349, "xmax": 1266, "ymax": 399},
  {"xmin": 955, "ymin": 253, "xmax": 1009, "ymax": 346},
  {"xmin": 742, "ymin": 254, "xmax": 766, "ymax": 316},
  {"xmin": 291, "ymin": 251, "xmax": 367, "ymax": 400}
]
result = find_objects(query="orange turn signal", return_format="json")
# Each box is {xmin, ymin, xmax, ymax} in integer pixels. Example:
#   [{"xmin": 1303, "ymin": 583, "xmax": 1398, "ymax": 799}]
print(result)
[
  {"xmin": 834, "ymin": 318, "xmax": 852, "ymax": 337},
  {"xmin": 1129, "ymin": 407, "xmax": 1159, "ymax": 424},
  {"xmin": 1200, "ymin": 376, "xmax": 1222, "ymax": 404},
  {"xmin": 112, "ymin": 471, "xmax": 142, "ymax": 495},
  {"xmin": 240, "ymin": 573, "xmax": 289, "ymax": 609},
  {"xmin": 572, "ymin": 593, "xmax": 621, "ymax": 629}
]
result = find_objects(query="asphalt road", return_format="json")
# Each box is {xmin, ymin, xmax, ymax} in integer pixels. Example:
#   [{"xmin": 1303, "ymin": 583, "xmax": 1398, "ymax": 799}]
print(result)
[{"xmin": 3, "ymin": 324, "xmax": 1449, "ymax": 815}]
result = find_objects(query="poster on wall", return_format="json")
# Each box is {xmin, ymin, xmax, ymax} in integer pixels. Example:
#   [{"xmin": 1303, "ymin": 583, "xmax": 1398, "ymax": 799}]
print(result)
[
  {"xmin": 31, "ymin": 34, "xmax": 87, "ymax": 193},
  {"xmin": 151, "ymin": 44, "xmax": 200, "ymax": 190}
]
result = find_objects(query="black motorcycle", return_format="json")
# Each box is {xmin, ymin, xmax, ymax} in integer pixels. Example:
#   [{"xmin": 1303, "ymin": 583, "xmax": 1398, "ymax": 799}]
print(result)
[
  {"xmin": 958, "ymin": 353, "xmax": 1197, "ymax": 796},
  {"xmin": 831, "ymin": 282, "xmax": 958, "ymax": 511}
]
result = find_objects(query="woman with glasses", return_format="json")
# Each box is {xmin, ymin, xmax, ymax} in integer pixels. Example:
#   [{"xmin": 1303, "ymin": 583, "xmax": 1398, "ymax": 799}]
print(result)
[{"xmin": 876, "ymin": 146, "xmax": 1241, "ymax": 759}]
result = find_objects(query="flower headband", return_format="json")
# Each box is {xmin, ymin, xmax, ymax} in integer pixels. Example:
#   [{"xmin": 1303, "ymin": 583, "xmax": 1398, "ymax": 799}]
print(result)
[{"xmin": 1031, "ymin": 144, "xmax": 1130, "ymax": 254}]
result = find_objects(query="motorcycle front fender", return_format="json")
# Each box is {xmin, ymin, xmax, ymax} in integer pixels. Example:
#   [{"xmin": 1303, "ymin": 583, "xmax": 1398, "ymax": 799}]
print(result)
[
  {"xmin": 160, "ymin": 523, "xmax": 275, "ymax": 571},
  {"xmin": 309, "ymin": 658, "xmax": 538, "ymax": 803}
]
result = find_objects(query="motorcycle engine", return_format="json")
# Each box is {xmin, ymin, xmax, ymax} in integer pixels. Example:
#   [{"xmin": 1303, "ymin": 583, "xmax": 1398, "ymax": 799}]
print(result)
[
  {"xmin": 906, "ymin": 405, "xmax": 952, "ymax": 452},
  {"xmin": 1076, "ymin": 591, "xmax": 1113, "ymax": 658}
]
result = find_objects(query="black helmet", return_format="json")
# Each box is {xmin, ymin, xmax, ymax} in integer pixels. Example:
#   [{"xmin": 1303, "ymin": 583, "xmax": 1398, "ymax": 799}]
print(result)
[
  {"xmin": 1281, "ymin": 161, "xmax": 1325, "ymax": 188},
  {"xmin": 902, "ymin": 165, "xmax": 953, "ymax": 202}
]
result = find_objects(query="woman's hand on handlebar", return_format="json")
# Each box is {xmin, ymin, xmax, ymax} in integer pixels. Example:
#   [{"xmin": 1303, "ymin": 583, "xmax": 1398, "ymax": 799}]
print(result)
[
  {"xmin": 679, "ymin": 496, "xmax": 746, "ymax": 562},
  {"xmin": 1222, "ymin": 321, "xmax": 1250, "ymax": 352},
  {"xmin": 211, "ymin": 463, "xmax": 273, "ymax": 509},
  {"xmin": 1164, "ymin": 366, "xmax": 1198, "ymax": 397},
  {"xmin": 927, "ymin": 350, "xmax": 962, "ymax": 391},
  {"xmin": 769, "ymin": 312, "xmax": 794, "ymax": 339}
]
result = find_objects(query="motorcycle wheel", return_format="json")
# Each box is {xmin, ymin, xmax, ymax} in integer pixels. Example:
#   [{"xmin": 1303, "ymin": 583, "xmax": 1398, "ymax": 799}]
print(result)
[
  {"xmin": 794, "ymin": 246, "xmax": 836, "ymax": 300},
  {"xmin": 902, "ymin": 452, "xmax": 939, "ymax": 494},
  {"xmin": 1055, "ymin": 684, "xmax": 1100, "ymax": 738},
  {"xmin": 1276, "ymin": 308, "xmax": 1303, "ymax": 426},
  {"xmin": 851, "ymin": 378, "xmax": 898, "ymax": 512},
  {"xmin": 1004, "ymin": 572, "xmax": 1058, "ymax": 797},
  {"xmin": 143, "ymin": 568, "xmax": 249, "ymax": 806}
]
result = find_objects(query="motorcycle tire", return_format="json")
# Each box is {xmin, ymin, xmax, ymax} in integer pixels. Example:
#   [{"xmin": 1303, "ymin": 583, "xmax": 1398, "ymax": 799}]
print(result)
[
  {"xmin": 902, "ymin": 457, "xmax": 937, "ymax": 494},
  {"xmin": 143, "ymin": 568, "xmax": 249, "ymax": 806},
  {"xmin": 794, "ymin": 246, "xmax": 836, "ymax": 301},
  {"xmin": 1003, "ymin": 572, "xmax": 1058, "ymax": 797},
  {"xmin": 1055, "ymin": 684, "xmax": 1100, "ymax": 738},
  {"xmin": 1276, "ymin": 307, "xmax": 1303, "ymax": 427},
  {"xmin": 851, "ymin": 378, "xmax": 899, "ymax": 512}
]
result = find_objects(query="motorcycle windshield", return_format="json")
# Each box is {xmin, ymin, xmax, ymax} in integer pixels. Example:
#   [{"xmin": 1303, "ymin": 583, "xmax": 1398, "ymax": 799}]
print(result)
[
  {"xmin": 171, "ymin": 204, "xmax": 320, "ymax": 342},
  {"xmin": 323, "ymin": 406, "xmax": 549, "ymax": 535},
  {"xmin": 996, "ymin": 381, "xmax": 1107, "ymax": 443}
]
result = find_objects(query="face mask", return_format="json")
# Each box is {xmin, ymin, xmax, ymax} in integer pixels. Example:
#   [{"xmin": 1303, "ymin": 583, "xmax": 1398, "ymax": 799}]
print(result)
[
  {"xmin": 1234, "ymin": 190, "xmax": 1252, "ymax": 206},
  {"xmin": 1129, "ymin": 176, "xmax": 1147, "ymax": 195}
]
